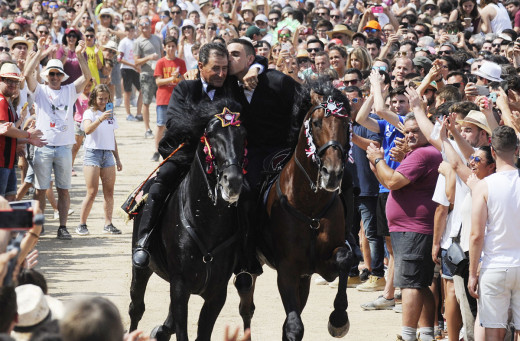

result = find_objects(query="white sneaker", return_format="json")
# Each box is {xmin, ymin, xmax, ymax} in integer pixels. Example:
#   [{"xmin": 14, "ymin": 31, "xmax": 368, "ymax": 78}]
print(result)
[
  {"xmin": 314, "ymin": 275, "xmax": 329, "ymax": 285},
  {"xmin": 53, "ymin": 209, "xmax": 74, "ymax": 220}
]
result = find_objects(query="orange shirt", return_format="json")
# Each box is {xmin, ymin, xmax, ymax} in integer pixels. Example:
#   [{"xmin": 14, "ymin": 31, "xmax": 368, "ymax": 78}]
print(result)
[{"xmin": 154, "ymin": 57, "xmax": 187, "ymax": 106}]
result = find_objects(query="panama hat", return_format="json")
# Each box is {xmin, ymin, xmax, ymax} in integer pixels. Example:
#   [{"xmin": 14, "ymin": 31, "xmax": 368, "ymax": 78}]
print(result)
[
  {"xmin": 473, "ymin": 61, "xmax": 503, "ymax": 82},
  {"xmin": 8, "ymin": 36, "xmax": 34, "ymax": 52},
  {"xmin": 421, "ymin": 0, "xmax": 439, "ymax": 14},
  {"xmin": 41, "ymin": 59, "xmax": 69, "ymax": 82},
  {"xmin": 13, "ymin": 284, "xmax": 64, "ymax": 333},
  {"xmin": 102, "ymin": 40, "xmax": 119, "ymax": 52},
  {"xmin": 0, "ymin": 62, "xmax": 23, "ymax": 81},
  {"xmin": 456, "ymin": 110, "xmax": 492, "ymax": 135},
  {"xmin": 99, "ymin": 7, "xmax": 115, "ymax": 19},
  {"xmin": 326, "ymin": 24, "xmax": 354, "ymax": 38}
]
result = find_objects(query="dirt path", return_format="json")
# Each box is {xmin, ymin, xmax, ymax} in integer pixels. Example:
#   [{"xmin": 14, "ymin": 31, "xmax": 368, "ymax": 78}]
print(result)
[{"xmin": 33, "ymin": 103, "xmax": 402, "ymax": 340}]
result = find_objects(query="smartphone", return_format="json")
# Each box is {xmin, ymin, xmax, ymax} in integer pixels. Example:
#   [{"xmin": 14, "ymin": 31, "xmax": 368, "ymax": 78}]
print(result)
[
  {"xmin": 464, "ymin": 17, "xmax": 471, "ymax": 26},
  {"xmin": 106, "ymin": 102, "xmax": 114, "ymax": 119},
  {"xmin": 448, "ymin": 34, "xmax": 458, "ymax": 44},
  {"xmin": 371, "ymin": 6, "xmax": 383, "ymax": 13},
  {"xmin": 0, "ymin": 200, "xmax": 35, "ymax": 230},
  {"xmin": 488, "ymin": 92, "xmax": 497, "ymax": 103},
  {"xmin": 3, "ymin": 233, "xmax": 23, "ymax": 286},
  {"xmin": 281, "ymin": 42, "xmax": 292, "ymax": 52},
  {"xmin": 476, "ymin": 85, "xmax": 490, "ymax": 96}
]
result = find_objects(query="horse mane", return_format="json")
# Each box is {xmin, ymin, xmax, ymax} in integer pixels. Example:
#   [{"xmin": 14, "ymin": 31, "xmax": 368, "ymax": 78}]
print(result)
[
  {"xmin": 287, "ymin": 77, "xmax": 351, "ymax": 149},
  {"xmin": 164, "ymin": 98, "xmax": 243, "ymax": 167}
]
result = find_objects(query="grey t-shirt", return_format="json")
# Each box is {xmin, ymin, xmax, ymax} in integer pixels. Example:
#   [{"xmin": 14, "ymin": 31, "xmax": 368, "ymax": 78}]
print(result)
[{"xmin": 133, "ymin": 35, "xmax": 163, "ymax": 76}]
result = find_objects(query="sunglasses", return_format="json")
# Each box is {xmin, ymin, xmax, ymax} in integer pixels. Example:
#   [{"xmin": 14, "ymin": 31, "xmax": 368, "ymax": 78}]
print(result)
[
  {"xmin": 448, "ymin": 82, "xmax": 464, "ymax": 88},
  {"xmin": 85, "ymin": 35, "xmax": 94, "ymax": 38},
  {"xmin": 160, "ymin": 14, "xmax": 169, "ymax": 19},
  {"xmin": 67, "ymin": 34, "xmax": 77, "ymax": 38},
  {"xmin": 82, "ymin": 16, "xmax": 90, "ymax": 19},
  {"xmin": 140, "ymin": 22, "xmax": 150, "ymax": 26},
  {"xmin": 396, "ymin": 51, "xmax": 408, "ymax": 57},
  {"xmin": 317, "ymin": 12, "xmax": 328, "ymax": 16},
  {"xmin": 425, "ymin": 5, "xmax": 436, "ymax": 10},
  {"xmin": 279, "ymin": 33, "xmax": 291, "ymax": 38},
  {"xmin": 307, "ymin": 47, "xmax": 322, "ymax": 52},
  {"xmin": 438, "ymin": 50, "xmax": 452, "ymax": 55},
  {"xmin": 2, "ymin": 78, "xmax": 20, "ymax": 85},
  {"xmin": 38, "ymin": 30, "xmax": 49, "ymax": 35},
  {"xmin": 492, "ymin": 43, "xmax": 501, "ymax": 47},
  {"xmin": 469, "ymin": 155, "xmax": 482, "ymax": 164},
  {"xmin": 330, "ymin": 15, "xmax": 341, "ymax": 19},
  {"xmin": 0, "ymin": 47, "xmax": 10, "ymax": 52},
  {"xmin": 171, "ymin": 10, "xmax": 181, "ymax": 14},
  {"xmin": 415, "ymin": 47, "xmax": 429, "ymax": 52},
  {"xmin": 49, "ymin": 4, "xmax": 59, "ymax": 8},
  {"xmin": 365, "ymin": 28, "xmax": 378, "ymax": 33},
  {"xmin": 101, "ymin": 14, "xmax": 111, "ymax": 18},
  {"xmin": 48, "ymin": 72, "xmax": 63, "ymax": 77},
  {"xmin": 344, "ymin": 79, "xmax": 359, "ymax": 85},
  {"xmin": 269, "ymin": 17, "xmax": 279, "ymax": 21},
  {"xmin": 415, "ymin": 30, "xmax": 425, "ymax": 35},
  {"xmin": 372, "ymin": 66, "xmax": 387, "ymax": 71},
  {"xmin": 209, "ymin": 26, "xmax": 217, "ymax": 31},
  {"xmin": 42, "ymin": 1, "xmax": 49, "ymax": 5},
  {"xmin": 297, "ymin": 57, "xmax": 310, "ymax": 63}
]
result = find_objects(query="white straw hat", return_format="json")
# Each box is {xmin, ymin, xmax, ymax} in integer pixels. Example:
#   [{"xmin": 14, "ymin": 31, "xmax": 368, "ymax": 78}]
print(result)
[{"xmin": 40, "ymin": 59, "xmax": 69, "ymax": 82}]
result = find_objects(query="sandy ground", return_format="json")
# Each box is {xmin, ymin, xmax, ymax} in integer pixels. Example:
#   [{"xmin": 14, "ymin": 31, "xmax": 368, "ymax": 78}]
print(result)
[{"xmin": 31, "ymin": 103, "xmax": 402, "ymax": 340}]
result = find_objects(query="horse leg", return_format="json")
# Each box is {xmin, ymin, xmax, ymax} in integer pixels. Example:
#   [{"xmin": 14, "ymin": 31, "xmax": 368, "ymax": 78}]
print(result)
[
  {"xmin": 327, "ymin": 246, "xmax": 352, "ymax": 338},
  {"xmin": 298, "ymin": 276, "xmax": 311, "ymax": 312},
  {"xmin": 150, "ymin": 302, "xmax": 176, "ymax": 341},
  {"xmin": 277, "ymin": 267, "xmax": 304, "ymax": 341},
  {"xmin": 169, "ymin": 279, "xmax": 190, "ymax": 341},
  {"xmin": 237, "ymin": 275, "xmax": 257, "ymax": 335},
  {"xmin": 196, "ymin": 288, "xmax": 228, "ymax": 341},
  {"xmin": 129, "ymin": 265, "xmax": 154, "ymax": 332}
]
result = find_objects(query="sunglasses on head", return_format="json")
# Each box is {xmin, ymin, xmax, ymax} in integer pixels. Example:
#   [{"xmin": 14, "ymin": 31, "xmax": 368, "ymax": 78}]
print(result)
[
  {"xmin": 42, "ymin": 1, "xmax": 49, "ymax": 5},
  {"xmin": 48, "ymin": 71, "xmax": 63, "ymax": 77},
  {"xmin": 0, "ymin": 47, "xmax": 10, "ymax": 52},
  {"xmin": 365, "ymin": 28, "xmax": 378, "ymax": 33}
]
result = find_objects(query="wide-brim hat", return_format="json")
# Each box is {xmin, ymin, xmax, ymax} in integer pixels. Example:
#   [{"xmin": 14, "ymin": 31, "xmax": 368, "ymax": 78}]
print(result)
[
  {"xmin": 14, "ymin": 284, "xmax": 65, "ymax": 333},
  {"xmin": 0, "ymin": 62, "xmax": 23, "ymax": 81},
  {"xmin": 199, "ymin": 0, "xmax": 211, "ymax": 8},
  {"xmin": 40, "ymin": 59, "xmax": 69, "ymax": 82},
  {"xmin": 8, "ymin": 36, "xmax": 34, "ymax": 52},
  {"xmin": 241, "ymin": 3, "xmax": 256, "ymax": 14},
  {"xmin": 102, "ymin": 40, "xmax": 118, "ymax": 52},
  {"xmin": 473, "ymin": 61, "xmax": 503, "ymax": 82},
  {"xmin": 326, "ymin": 24, "xmax": 354, "ymax": 38},
  {"xmin": 296, "ymin": 49, "xmax": 309, "ymax": 58},
  {"xmin": 421, "ymin": 0, "xmax": 439, "ymax": 13},
  {"xmin": 99, "ymin": 7, "xmax": 115, "ymax": 19},
  {"xmin": 181, "ymin": 18, "xmax": 195, "ymax": 30},
  {"xmin": 456, "ymin": 110, "xmax": 492, "ymax": 135}
]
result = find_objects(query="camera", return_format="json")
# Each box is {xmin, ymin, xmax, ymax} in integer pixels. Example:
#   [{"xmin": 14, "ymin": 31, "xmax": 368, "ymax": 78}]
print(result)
[{"xmin": 3, "ymin": 233, "xmax": 23, "ymax": 287}]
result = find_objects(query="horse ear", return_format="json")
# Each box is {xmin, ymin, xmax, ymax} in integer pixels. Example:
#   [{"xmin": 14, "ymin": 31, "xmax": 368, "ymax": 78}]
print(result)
[{"xmin": 310, "ymin": 90, "xmax": 322, "ymax": 106}]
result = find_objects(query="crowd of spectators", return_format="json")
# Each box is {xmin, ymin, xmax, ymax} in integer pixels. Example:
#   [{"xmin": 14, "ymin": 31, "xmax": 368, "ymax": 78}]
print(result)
[{"xmin": 1, "ymin": 0, "xmax": 520, "ymax": 339}]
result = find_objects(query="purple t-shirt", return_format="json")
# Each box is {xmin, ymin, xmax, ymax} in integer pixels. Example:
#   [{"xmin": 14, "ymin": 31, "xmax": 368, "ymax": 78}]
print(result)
[
  {"xmin": 515, "ymin": 10, "xmax": 520, "ymax": 28},
  {"xmin": 386, "ymin": 144, "xmax": 442, "ymax": 235},
  {"xmin": 55, "ymin": 47, "xmax": 82, "ymax": 85}
]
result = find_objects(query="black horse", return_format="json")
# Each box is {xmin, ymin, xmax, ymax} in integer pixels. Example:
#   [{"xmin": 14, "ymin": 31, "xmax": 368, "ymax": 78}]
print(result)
[
  {"xmin": 128, "ymin": 100, "xmax": 247, "ymax": 341},
  {"xmin": 237, "ymin": 81, "xmax": 353, "ymax": 340}
]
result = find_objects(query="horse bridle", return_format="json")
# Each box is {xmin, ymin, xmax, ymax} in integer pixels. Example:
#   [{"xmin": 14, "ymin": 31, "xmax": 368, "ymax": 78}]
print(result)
[
  {"xmin": 296, "ymin": 97, "xmax": 348, "ymax": 192},
  {"xmin": 198, "ymin": 116, "xmax": 247, "ymax": 205}
]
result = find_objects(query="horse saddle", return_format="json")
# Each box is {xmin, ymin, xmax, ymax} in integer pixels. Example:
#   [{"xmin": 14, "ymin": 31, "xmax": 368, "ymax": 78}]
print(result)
[{"xmin": 258, "ymin": 148, "xmax": 292, "ymax": 208}]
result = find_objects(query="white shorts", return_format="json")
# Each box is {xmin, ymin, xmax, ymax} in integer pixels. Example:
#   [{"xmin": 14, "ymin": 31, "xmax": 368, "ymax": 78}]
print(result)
[{"xmin": 478, "ymin": 266, "xmax": 520, "ymax": 329}]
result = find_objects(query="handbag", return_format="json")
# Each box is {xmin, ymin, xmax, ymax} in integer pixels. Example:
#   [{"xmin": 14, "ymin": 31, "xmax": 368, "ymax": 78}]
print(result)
[{"xmin": 442, "ymin": 224, "xmax": 468, "ymax": 276}]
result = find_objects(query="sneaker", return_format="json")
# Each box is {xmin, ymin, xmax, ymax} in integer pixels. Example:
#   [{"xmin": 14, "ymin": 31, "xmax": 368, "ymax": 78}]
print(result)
[
  {"xmin": 103, "ymin": 223, "xmax": 122, "ymax": 234},
  {"xmin": 76, "ymin": 224, "xmax": 89, "ymax": 236},
  {"xmin": 359, "ymin": 268, "xmax": 370, "ymax": 282},
  {"xmin": 393, "ymin": 304, "xmax": 402, "ymax": 313},
  {"xmin": 57, "ymin": 227, "xmax": 72, "ymax": 240},
  {"xmin": 151, "ymin": 152, "xmax": 160, "ymax": 162},
  {"xmin": 115, "ymin": 97, "xmax": 122, "ymax": 107},
  {"xmin": 357, "ymin": 275, "xmax": 386, "ymax": 292},
  {"xmin": 53, "ymin": 209, "xmax": 74, "ymax": 220},
  {"xmin": 360, "ymin": 295, "xmax": 395, "ymax": 310},
  {"xmin": 314, "ymin": 275, "xmax": 328, "ymax": 285},
  {"xmin": 434, "ymin": 329, "xmax": 443, "ymax": 340},
  {"xmin": 144, "ymin": 129, "xmax": 154, "ymax": 139},
  {"xmin": 135, "ymin": 114, "xmax": 143, "ymax": 121},
  {"xmin": 126, "ymin": 114, "xmax": 138, "ymax": 121},
  {"xmin": 347, "ymin": 275, "xmax": 362, "ymax": 288}
]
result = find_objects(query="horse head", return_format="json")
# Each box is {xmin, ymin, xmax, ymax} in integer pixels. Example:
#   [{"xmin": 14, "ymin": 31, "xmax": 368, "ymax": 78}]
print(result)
[
  {"xmin": 302, "ymin": 86, "xmax": 351, "ymax": 192},
  {"xmin": 201, "ymin": 105, "xmax": 247, "ymax": 204}
]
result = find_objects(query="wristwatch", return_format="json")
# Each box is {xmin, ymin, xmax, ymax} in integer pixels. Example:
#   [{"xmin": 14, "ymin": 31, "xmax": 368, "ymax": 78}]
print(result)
[{"xmin": 374, "ymin": 158, "xmax": 384, "ymax": 166}]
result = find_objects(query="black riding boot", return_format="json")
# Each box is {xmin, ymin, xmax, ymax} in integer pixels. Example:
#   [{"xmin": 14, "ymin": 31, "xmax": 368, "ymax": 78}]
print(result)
[{"xmin": 132, "ymin": 183, "xmax": 168, "ymax": 268}]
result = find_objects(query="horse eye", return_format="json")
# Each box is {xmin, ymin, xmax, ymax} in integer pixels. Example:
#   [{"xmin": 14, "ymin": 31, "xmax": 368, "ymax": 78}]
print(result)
[{"xmin": 313, "ymin": 119, "xmax": 322, "ymax": 128}]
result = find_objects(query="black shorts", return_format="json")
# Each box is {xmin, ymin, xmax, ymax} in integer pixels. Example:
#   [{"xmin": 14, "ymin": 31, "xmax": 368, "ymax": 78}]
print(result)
[
  {"xmin": 391, "ymin": 231, "xmax": 434, "ymax": 289},
  {"xmin": 376, "ymin": 192, "xmax": 389, "ymax": 237},
  {"xmin": 121, "ymin": 68, "xmax": 141, "ymax": 92}
]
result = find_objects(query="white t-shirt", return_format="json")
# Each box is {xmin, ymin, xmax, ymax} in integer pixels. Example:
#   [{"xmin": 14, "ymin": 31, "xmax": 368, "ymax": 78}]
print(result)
[
  {"xmin": 34, "ymin": 83, "xmax": 78, "ymax": 146},
  {"xmin": 82, "ymin": 109, "xmax": 118, "ymax": 150},
  {"xmin": 118, "ymin": 37, "xmax": 136, "ymax": 71}
]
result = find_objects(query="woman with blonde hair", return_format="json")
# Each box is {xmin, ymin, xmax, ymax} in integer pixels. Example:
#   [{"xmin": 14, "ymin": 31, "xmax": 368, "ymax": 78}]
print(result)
[
  {"xmin": 346, "ymin": 46, "xmax": 372, "ymax": 71},
  {"xmin": 77, "ymin": 84, "xmax": 122, "ymax": 236}
]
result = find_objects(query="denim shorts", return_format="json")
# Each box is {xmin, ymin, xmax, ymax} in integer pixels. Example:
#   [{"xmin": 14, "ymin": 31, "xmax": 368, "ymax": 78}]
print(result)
[
  {"xmin": 0, "ymin": 167, "xmax": 17, "ymax": 196},
  {"xmin": 441, "ymin": 248, "xmax": 454, "ymax": 280},
  {"xmin": 156, "ymin": 105, "xmax": 167, "ymax": 126},
  {"xmin": 83, "ymin": 148, "xmax": 115, "ymax": 168},
  {"xmin": 33, "ymin": 145, "xmax": 72, "ymax": 190},
  {"xmin": 391, "ymin": 231, "xmax": 435, "ymax": 289}
]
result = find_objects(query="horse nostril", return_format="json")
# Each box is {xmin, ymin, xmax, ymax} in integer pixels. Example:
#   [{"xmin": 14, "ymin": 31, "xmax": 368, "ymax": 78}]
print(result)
[{"xmin": 322, "ymin": 167, "xmax": 329, "ymax": 175}]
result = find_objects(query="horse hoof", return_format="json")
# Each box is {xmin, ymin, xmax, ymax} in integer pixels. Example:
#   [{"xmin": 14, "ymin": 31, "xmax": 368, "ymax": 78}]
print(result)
[
  {"xmin": 327, "ymin": 319, "xmax": 350, "ymax": 338},
  {"xmin": 234, "ymin": 271, "xmax": 253, "ymax": 293},
  {"xmin": 150, "ymin": 325, "xmax": 172, "ymax": 341}
]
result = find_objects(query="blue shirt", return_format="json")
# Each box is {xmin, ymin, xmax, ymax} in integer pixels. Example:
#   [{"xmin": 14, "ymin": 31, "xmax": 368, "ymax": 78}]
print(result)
[{"xmin": 377, "ymin": 116, "xmax": 405, "ymax": 193}]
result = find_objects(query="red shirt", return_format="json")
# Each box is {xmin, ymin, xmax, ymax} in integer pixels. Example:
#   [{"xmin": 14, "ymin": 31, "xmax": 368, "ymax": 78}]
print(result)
[
  {"xmin": 0, "ymin": 93, "xmax": 16, "ymax": 169},
  {"xmin": 154, "ymin": 57, "xmax": 187, "ymax": 106}
]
